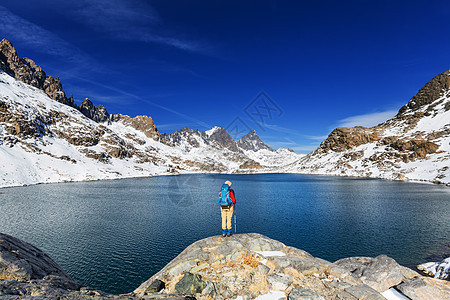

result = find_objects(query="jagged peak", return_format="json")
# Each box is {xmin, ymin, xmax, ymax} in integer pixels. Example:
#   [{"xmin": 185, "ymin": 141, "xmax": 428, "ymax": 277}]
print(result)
[
  {"xmin": 203, "ymin": 126, "xmax": 225, "ymax": 137},
  {"xmin": 397, "ymin": 69, "xmax": 450, "ymax": 116},
  {"xmin": 238, "ymin": 130, "xmax": 274, "ymax": 152}
]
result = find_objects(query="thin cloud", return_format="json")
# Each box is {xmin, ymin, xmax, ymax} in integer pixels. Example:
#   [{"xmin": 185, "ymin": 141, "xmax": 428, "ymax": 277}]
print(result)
[
  {"xmin": 257, "ymin": 123, "xmax": 301, "ymax": 135},
  {"xmin": 66, "ymin": 74, "xmax": 212, "ymax": 129},
  {"xmin": 0, "ymin": 6, "xmax": 94, "ymax": 66},
  {"xmin": 336, "ymin": 110, "xmax": 397, "ymax": 128},
  {"xmin": 69, "ymin": 0, "xmax": 204, "ymax": 53},
  {"xmin": 290, "ymin": 145, "xmax": 318, "ymax": 152},
  {"xmin": 303, "ymin": 134, "xmax": 328, "ymax": 141}
]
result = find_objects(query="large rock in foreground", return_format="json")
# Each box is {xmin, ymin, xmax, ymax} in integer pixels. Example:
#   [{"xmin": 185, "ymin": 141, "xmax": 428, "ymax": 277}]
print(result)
[
  {"xmin": 134, "ymin": 233, "xmax": 450, "ymax": 299},
  {"xmin": 0, "ymin": 233, "xmax": 130, "ymax": 299},
  {"xmin": 2, "ymin": 232, "xmax": 449, "ymax": 299}
]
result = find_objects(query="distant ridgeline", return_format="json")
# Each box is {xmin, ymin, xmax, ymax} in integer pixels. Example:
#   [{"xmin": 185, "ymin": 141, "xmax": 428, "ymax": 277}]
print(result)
[
  {"xmin": 0, "ymin": 39, "xmax": 302, "ymax": 188},
  {"xmin": 0, "ymin": 38, "xmax": 449, "ymax": 186}
]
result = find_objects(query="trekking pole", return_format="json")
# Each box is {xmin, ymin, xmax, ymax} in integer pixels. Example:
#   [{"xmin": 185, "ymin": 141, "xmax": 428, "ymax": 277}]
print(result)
[{"xmin": 234, "ymin": 204, "xmax": 237, "ymax": 233}]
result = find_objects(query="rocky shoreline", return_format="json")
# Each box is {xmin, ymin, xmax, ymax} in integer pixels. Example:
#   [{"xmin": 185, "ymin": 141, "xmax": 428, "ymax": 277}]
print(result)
[{"xmin": 1, "ymin": 232, "xmax": 449, "ymax": 299}]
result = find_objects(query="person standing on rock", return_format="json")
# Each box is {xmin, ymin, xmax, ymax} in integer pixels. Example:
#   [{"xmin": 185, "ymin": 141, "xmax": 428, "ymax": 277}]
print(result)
[{"xmin": 218, "ymin": 180, "xmax": 236, "ymax": 237}]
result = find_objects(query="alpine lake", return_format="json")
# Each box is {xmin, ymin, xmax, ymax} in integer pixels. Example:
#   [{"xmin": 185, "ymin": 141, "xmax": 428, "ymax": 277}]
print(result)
[{"xmin": 0, "ymin": 174, "xmax": 449, "ymax": 294}]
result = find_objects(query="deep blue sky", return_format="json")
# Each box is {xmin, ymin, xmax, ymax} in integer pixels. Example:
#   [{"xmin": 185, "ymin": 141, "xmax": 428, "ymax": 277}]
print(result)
[{"xmin": 1, "ymin": 1, "xmax": 449, "ymax": 153}]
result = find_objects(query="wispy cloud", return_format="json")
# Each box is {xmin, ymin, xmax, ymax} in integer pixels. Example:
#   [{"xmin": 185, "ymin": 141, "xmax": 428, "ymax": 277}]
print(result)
[
  {"xmin": 257, "ymin": 123, "xmax": 301, "ymax": 135},
  {"xmin": 336, "ymin": 109, "xmax": 397, "ymax": 128},
  {"xmin": 69, "ymin": 0, "xmax": 204, "ymax": 53},
  {"xmin": 303, "ymin": 134, "xmax": 328, "ymax": 141},
  {"xmin": 65, "ymin": 73, "xmax": 212, "ymax": 129},
  {"xmin": 290, "ymin": 145, "xmax": 318, "ymax": 152},
  {"xmin": 0, "ymin": 6, "xmax": 92, "ymax": 65}
]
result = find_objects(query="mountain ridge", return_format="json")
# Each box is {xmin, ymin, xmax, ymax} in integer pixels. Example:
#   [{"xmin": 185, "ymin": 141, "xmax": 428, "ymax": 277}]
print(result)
[
  {"xmin": 296, "ymin": 69, "xmax": 450, "ymax": 185},
  {"xmin": 0, "ymin": 38, "xmax": 448, "ymax": 186},
  {"xmin": 0, "ymin": 39, "xmax": 303, "ymax": 188}
]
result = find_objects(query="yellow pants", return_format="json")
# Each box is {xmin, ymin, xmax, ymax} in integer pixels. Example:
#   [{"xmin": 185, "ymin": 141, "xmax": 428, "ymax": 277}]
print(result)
[{"xmin": 221, "ymin": 205, "xmax": 233, "ymax": 230}]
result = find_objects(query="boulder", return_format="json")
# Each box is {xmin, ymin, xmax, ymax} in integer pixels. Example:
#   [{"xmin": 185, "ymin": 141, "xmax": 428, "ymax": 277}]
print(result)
[
  {"xmin": 334, "ymin": 255, "xmax": 419, "ymax": 292},
  {"xmin": 174, "ymin": 272, "xmax": 206, "ymax": 295},
  {"xmin": 145, "ymin": 279, "xmax": 166, "ymax": 293},
  {"xmin": 0, "ymin": 233, "xmax": 79, "ymax": 290},
  {"xmin": 396, "ymin": 276, "xmax": 450, "ymax": 300}
]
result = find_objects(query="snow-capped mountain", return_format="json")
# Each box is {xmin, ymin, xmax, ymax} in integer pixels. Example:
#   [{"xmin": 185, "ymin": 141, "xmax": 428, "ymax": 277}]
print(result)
[
  {"xmin": 237, "ymin": 130, "xmax": 274, "ymax": 152},
  {"xmin": 0, "ymin": 39, "xmax": 303, "ymax": 188},
  {"xmin": 296, "ymin": 69, "xmax": 450, "ymax": 185}
]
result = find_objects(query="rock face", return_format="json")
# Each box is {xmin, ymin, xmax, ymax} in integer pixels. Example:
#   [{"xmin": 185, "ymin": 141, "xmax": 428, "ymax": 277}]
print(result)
[
  {"xmin": 237, "ymin": 130, "xmax": 274, "ymax": 152},
  {"xmin": 298, "ymin": 69, "xmax": 450, "ymax": 185},
  {"xmin": 398, "ymin": 70, "xmax": 450, "ymax": 114},
  {"xmin": 80, "ymin": 98, "xmax": 109, "ymax": 123},
  {"xmin": 203, "ymin": 126, "xmax": 240, "ymax": 152},
  {"xmin": 111, "ymin": 113, "xmax": 160, "ymax": 140},
  {"xmin": 0, "ymin": 39, "xmax": 111, "ymax": 121},
  {"xmin": 0, "ymin": 233, "xmax": 78, "ymax": 286},
  {"xmin": 0, "ymin": 39, "xmax": 76, "ymax": 108}
]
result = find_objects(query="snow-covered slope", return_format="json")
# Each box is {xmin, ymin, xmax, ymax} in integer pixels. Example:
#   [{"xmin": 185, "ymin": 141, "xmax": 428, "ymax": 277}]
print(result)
[
  {"xmin": 0, "ymin": 70, "xmax": 303, "ymax": 188},
  {"xmin": 297, "ymin": 69, "xmax": 450, "ymax": 185}
]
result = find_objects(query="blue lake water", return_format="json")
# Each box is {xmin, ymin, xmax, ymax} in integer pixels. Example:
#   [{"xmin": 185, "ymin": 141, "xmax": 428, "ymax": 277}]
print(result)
[{"xmin": 0, "ymin": 174, "xmax": 449, "ymax": 294}]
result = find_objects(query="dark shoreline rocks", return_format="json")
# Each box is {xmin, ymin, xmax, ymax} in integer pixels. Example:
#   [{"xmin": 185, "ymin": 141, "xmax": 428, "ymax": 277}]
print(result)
[{"xmin": 1, "ymin": 232, "xmax": 449, "ymax": 299}]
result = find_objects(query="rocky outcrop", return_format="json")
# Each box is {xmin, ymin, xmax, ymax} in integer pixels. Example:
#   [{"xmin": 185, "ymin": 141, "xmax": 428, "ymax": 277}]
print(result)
[
  {"xmin": 2, "ymin": 232, "xmax": 449, "ymax": 299},
  {"xmin": 237, "ymin": 130, "xmax": 274, "ymax": 152},
  {"xmin": 0, "ymin": 39, "xmax": 113, "ymax": 121},
  {"xmin": 80, "ymin": 98, "xmax": 109, "ymax": 123},
  {"xmin": 0, "ymin": 233, "xmax": 194, "ymax": 299},
  {"xmin": 0, "ymin": 39, "xmax": 76, "ymax": 108},
  {"xmin": 134, "ymin": 233, "xmax": 450, "ymax": 300},
  {"xmin": 239, "ymin": 159, "xmax": 262, "ymax": 169},
  {"xmin": 111, "ymin": 113, "xmax": 160, "ymax": 140},
  {"xmin": 317, "ymin": 127, "xmax": 380, "ymax": 153},
  {"xmin": 398, "ymin": 69, "xmax": 450, "ymax": 115}
]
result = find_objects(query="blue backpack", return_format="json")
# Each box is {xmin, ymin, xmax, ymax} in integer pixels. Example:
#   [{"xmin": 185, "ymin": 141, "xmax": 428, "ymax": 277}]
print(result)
[{"xmin": 218, "ymin": 184, "xmax": 232, "ymax": 206}]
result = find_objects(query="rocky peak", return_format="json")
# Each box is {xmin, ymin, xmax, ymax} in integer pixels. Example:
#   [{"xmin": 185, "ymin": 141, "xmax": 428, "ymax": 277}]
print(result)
[
  {"xmin": 160, "ymin": 127, "xmax": 202, "ymax": 148},
  {"xmin": 202, "ymin": 126, "xmax": 239, "ymax": 152},
  {"xmin": 110, "ymin": 113, "xmax": 160, "ymax": 140},
  {"xmin": 0, "ymin": 39, "xmax": 19, "ymax": 75},
  {"xmin": 397, "ymin": 69, "xmax": 450, "ymax": 115},
  {"xmin": 0, "ymin": 39, "xmax": 77, "ymax": 107},
  {"xmin": 80, "ymin": 98, "xmax": 109, "ymax": 123},
  {"xmin": 237, "ymin": 130, "xmax": 274, "ymax": 152}
]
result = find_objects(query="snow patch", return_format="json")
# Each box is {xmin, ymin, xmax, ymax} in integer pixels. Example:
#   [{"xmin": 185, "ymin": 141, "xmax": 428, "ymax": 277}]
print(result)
[
  {"xmin": 381, "ymin": 288, "xmax": 409, "ymax": 300},
  {"xmin": 254, "ymin": 251, "xmax": 286, "ymax": 257}
]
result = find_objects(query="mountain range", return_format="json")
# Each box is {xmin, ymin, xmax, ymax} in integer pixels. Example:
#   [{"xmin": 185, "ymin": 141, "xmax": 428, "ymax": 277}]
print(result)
[{"xmin": 0, "ymin": 39, "xmax": 448, "ymax": 187}]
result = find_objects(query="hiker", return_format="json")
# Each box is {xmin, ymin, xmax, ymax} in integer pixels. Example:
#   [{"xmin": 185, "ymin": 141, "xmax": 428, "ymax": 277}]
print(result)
[{"xmin": 218, "ymin": 180, "xmax": 236, "ymax": 237}]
